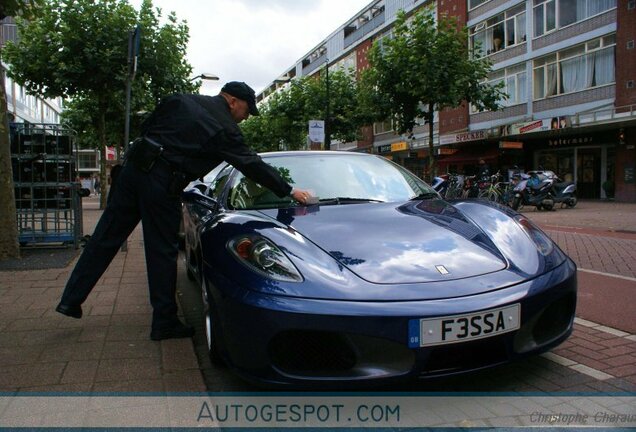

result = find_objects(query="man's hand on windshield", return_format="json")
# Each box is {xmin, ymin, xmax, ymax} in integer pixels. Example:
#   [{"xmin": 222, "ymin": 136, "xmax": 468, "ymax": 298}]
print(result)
[{"xmin": 291, "ymin": 188, "xmax": 317, "ymax": 205}]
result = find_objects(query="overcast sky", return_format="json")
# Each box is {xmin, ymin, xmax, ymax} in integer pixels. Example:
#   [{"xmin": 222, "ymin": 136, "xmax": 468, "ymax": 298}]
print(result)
[{"xmin": 129, "ymin": 0, "xmax": 371, "ymax": 96}]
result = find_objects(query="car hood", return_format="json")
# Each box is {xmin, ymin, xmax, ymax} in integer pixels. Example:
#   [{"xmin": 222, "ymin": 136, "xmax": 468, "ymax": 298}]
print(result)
[{"xmin": 259, "ymin": 199, "xmax": 507, "ymax": 284}]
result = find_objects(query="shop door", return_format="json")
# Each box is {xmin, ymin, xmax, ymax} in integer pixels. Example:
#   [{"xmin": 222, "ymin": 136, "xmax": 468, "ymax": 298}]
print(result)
[{"xmin": 577, "ymin": 148, "xmax": 601, "ymax": 199}]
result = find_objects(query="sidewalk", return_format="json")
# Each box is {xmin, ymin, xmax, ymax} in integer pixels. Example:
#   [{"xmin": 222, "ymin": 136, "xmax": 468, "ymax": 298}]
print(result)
[
  {"xmin": 0, "ymin": 196, "xmax": 206, "ymax": 392},
  {"xmin": 0, "ymin": 197, "xmax": 634, "ymax": 392}
]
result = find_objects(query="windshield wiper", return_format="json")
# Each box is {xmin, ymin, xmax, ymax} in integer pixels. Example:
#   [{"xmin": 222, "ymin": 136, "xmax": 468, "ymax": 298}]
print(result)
[
  {"xmin": 410, "ymin": 192, "xmax": 439, "ymax": 201},
  {"xmin": 319, "ymin": 197, "xmax": 385, "ymax": 205}
]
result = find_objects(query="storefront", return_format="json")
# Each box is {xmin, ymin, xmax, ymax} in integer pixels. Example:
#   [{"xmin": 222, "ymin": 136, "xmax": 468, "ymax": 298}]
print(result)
[
  {"xmin": 495, "ymin": 117, "xmax": 636, "ymax": 201},
  {"xmin": 376, "ymin": 141, "xmax": 429, "ymax": 179}
]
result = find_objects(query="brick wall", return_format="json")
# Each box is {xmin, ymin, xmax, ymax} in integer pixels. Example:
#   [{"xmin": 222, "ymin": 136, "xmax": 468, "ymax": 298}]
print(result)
[{"xmin": 615, "ymin": 0, "xmax": 636, "ymax": 107}]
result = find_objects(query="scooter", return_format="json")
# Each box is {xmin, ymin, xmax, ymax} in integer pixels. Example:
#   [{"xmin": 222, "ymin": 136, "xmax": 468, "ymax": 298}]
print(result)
[
  {"xmin": 511, "ymin": 171, "xmax": 554, "ymax": 211},
  {"xmin": 528, "ymin": 170, "xmax": 577, "ymax": 208}
]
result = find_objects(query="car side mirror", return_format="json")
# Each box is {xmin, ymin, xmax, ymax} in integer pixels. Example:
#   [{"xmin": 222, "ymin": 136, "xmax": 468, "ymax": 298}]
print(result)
[
  {"xmin": 78, "ymin": 188, "xmax": 91, "ymax": 198},
  {"xmin": 181, "ymin": 189, "xmax": 218, "ymax": 211}
]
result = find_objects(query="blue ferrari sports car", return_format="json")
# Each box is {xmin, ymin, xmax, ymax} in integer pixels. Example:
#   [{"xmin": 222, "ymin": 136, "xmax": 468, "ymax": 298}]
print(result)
[{"xmin": 181, "ymin": 151, "xmax": 576, "ymax": 387}]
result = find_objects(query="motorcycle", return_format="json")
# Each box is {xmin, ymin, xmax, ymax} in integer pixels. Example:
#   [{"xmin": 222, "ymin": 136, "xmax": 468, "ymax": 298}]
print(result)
[
  {"xmin": 511, "ymin": 171, "xmax": 554, "ymax": 211},
  {"xmin": 431, "ymin": 174, "xmax": 449, "ymax": 198},
  {"xmin": 528, "ymin": 170, "xmax": 577, "ymax": 208}
]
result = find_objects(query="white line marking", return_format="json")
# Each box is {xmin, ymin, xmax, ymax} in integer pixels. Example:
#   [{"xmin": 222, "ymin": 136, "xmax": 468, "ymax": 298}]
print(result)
[
  {"xmin": 541, "ymin": 317, "xmax": 635, "ymax": 380},
  {"xmin": 573, "ymin": 318, "xmax": 634, "ymax": 337},
  {"xmin": 578, "ymin": 268, "xmax": 636, "ymax": 282},
  {"xmin": 569, "ymin": 364, "xmax": 614, "ymax": 381}
]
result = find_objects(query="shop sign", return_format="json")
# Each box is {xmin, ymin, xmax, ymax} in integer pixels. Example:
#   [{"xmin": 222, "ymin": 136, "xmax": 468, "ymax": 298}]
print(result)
[
  {"xmin": 499, "ymin": 141, "xmax": 523, "ymax": 149},
  {"xmin": 437, "ymin": 147, "xmax": 459, "ymax": 155},
  {"xmin": 503, "ymin": 116, "xmax": 572, "ymax": 136},
  {"xmin": 439, "ymin": 130, "xmax": 487, "ymax": 145},
  {"xmin": 391, "ymin": 141, "xmax": 408, "ymax": 152},
  {"xmin": 548, "ymin": 136, "xmax": 594, "ymax": 146},
  {"xmin": 105, "ymin": 146, "xmax": 117, "ymax": 160},
  {"xmin": 507, "ymin": 119, "xmax": 551, "ymax": 135},
  {"xmin": 377, "ymin": 144, "xmax": 391, "ymax": 153}
]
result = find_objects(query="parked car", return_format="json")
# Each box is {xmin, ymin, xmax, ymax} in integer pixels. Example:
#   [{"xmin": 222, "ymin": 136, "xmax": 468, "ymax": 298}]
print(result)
[{"xmin": 181, "ymin": 151, "xmax": 577, "ymax": 388}]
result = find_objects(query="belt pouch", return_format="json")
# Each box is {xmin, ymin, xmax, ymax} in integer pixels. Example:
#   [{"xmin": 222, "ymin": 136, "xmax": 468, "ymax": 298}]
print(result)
[{"xmin": 132, "ymin": 138, "xmax": 164, "ymax": 173}]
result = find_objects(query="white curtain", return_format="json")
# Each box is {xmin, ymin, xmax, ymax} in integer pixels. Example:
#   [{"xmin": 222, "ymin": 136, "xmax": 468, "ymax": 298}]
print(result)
[
  {"xmin": 518, "ymin": 71, "xmax": 527, "ymax": 102},
  {"xmin": 506, "ymin": 76, "xmax": 516, "ymax": 105},
  {"xmin": 547, "ymin": 63, "xmax": 558, "ymax": 96},
  {"xmin": 594, "ymin": 47, "xmax": 615, "ymax": 85},
  {"xmin": 561, "ymin": 56, "xmax": 587, "ymax": 93},
  {"xmin": 516, "ymin": 13, "xmax": 527, "ymax": 43},
  {"xmin": 588, "ymin": 0, "xmax": 616, "ymax": 16},
  {"xmin": 559, "ymin": 0, "xmax": 587, "ymax": 26}
]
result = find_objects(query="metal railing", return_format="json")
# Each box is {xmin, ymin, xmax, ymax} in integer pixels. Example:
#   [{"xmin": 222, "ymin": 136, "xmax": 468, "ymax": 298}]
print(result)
[{"xmin": 573, "ymin": 104, "xmax": 636, "ymax": 126}]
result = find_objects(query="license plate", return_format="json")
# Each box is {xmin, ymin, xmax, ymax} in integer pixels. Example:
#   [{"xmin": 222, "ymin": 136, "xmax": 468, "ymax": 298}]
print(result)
[{"xmin": 408, "ymin": 304, "xmax": 521, "ymax": 348}]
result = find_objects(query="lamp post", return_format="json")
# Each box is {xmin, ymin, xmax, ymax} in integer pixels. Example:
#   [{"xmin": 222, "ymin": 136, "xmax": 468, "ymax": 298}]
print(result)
[
  {"xmin": 121, "ymin": 25, "xmax": 141, "ymax": 252},
  {"xmin": 324, "ymin": 57, "xmax": 330, "ymax": 151},
  {"xmin": 273, "ymin": 76, "xmax": 291, "ymax": 85}
]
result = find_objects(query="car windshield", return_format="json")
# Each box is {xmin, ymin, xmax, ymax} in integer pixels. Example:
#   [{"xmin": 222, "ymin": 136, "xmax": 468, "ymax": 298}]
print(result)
[{"xmin": 227, "ymin": 153, "xmax": 436, "ymax": 210}]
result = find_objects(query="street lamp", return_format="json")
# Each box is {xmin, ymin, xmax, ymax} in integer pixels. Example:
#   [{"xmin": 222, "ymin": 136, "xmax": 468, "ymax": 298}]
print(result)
[
  {"xmin": 189, "ymin": 73, "xmax": 219, "ymax": 82},
  {"xmin": 324, "ymin": 57, "xmax": 330, "ymax": 151},
  {"xmin": 273, "ymin": 76, "xmax": 291, "ymax": 85}
]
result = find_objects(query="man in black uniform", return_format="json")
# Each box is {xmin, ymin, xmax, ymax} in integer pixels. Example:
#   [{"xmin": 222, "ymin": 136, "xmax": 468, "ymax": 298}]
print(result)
[{"xmin": 56, "ymin": 81, "xmax": 313, "ymax": 340}]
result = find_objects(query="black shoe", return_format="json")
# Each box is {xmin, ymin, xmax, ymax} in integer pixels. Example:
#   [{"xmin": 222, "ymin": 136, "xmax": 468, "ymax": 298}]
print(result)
[
  {"xmin": 150, "ymin": 322, "xmax": 194, "ymax": 341},
  {"xmin": 56, "ymin": 303, "xmax": 83, "ymax": 319}
]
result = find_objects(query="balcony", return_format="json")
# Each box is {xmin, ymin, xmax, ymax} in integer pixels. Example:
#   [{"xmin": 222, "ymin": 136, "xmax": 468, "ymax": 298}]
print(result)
[
  {"xmin": 302, "ymin": 53, "xmax": 327, "ymax": 75},
  {"xmin": 344, "ymin": 10, "xmax": 385, "ymax": 49}
]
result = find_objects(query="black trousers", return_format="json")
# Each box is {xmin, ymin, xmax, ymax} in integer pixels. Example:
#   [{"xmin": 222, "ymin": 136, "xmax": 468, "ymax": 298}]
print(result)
[{"xmin": 60, "ymin": 161, "xmax": 182, "ymax": 330}]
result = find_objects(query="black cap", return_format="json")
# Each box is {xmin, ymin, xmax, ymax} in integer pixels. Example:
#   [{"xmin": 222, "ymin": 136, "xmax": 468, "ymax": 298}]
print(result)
[{"xmin": 221, "ymin": 81, "xmax": 259, "ymax": 116}]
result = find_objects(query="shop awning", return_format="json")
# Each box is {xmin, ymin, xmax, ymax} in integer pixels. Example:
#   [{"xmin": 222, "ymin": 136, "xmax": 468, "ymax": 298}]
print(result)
[{"xmin": 437, "ymin": 147, "xmax": 499, "ymax": 164}]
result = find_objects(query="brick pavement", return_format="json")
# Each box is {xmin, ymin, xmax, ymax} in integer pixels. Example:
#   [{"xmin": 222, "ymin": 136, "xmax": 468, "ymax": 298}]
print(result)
[
  {"xmin": 0, "ymin": 197, "xmax": 206, "ymax": 392},
  {"xmin": 0, "ymin": 197, "xmax": 634, "ymax": 392},
  {"xmin": 522, "ymin": 201, "xmax": 636, "ymax": 388}
]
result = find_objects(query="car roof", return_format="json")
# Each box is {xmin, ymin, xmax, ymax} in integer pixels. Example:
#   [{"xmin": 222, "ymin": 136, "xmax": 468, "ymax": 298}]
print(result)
[{"xmin": 259, "ymin": 150, "xmax": 371, "ymax": 158}]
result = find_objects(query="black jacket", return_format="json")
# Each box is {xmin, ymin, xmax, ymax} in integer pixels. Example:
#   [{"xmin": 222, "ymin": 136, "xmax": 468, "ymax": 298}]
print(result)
[{"xmin": 141, "ymin": 94, "xmax": 292, "ymax": 197}]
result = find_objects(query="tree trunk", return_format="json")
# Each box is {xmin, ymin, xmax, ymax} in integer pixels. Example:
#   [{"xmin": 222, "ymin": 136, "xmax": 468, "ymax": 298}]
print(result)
[
  {"xmin": 98, "ymin": 109, "xmax": 108, "ymax": 210},
  {"xmin": 427, "ymin": 106, "xmax": 436, "ymax": 183},
  {"xmin": 0, "ymin": 66, "xmax": 20, "ymax": 259}
]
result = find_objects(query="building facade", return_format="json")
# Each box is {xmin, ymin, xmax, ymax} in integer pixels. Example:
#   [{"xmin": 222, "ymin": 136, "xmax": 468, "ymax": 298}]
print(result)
[
  {"xmin": 259, "ymin": 0, "xmax": 636, "ymax": 202},
  {"xmin": 1, "ymin": 17, "xmax": 64, "ymax": 126}
]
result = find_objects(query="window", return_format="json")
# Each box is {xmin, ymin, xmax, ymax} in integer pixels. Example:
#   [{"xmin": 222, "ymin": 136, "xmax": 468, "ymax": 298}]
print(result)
[
  {"xmin": 471, "ymin": 63, "xmax": 527, "ymax": 112},
  {"xmin": 534, "ymin": 0, "xmax": 616, "ymax": 37},
  {"xmin": 533, "ymin": 35, "xmax": 615, "ymax": 99},
  {"xmin": 470, "ymin": 4, "xmax": 526, "ymax": 57},
  {"xmin": 78, "ymin": 152, "xmax": 98, "ymax": 170},
  {"xmin": 374, "ymin": 119, "xmax": 393, "ymax": 135},
  {"xmin": 469, "ymin": 0, "xmax": 490, "ymax": 10}
]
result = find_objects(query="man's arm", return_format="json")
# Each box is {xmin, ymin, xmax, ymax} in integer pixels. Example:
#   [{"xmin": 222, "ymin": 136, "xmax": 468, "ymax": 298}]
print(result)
[{"xmin": 214, "ymin": 130, "xmax": 293, "ymax": 198}]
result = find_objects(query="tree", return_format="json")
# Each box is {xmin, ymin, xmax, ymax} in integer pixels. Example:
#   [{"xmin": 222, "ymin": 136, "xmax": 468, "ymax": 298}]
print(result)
[
  {"xmin": 241, "ymin": 69, "xmax": 380, "ymax": 151},
  {"xmin": 0, "ymin": 0, "xmax": 42, "ymax": 259},
  {"xmin": 5, "ymin": 0, "xmax": 196, "ymax": 209},
  {"xmin": 360, "ymin": 10, "xmax": 506, "ymax": 181}
]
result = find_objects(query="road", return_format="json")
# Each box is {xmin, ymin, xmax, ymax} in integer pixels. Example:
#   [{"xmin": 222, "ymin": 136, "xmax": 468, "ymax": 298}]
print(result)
[{"xmin": 176, "ymin": 201, "xmax": 636, "ymax": 392}]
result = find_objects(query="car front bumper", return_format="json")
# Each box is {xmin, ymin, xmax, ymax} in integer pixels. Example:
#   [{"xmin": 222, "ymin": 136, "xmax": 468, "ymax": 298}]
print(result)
[{"xmin": 207, "ymin": 258, "xmax": 577, "ymax": 388}]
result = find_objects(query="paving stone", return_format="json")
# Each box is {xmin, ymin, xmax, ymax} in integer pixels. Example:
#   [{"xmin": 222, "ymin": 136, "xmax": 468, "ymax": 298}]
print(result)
[
  {"xmin": 101, "ymin": 341, "xmax": 160, "ymax": 360},
  {"xmin": 61, "ymin": 360, "xmax": 99, "ymax": 384}
]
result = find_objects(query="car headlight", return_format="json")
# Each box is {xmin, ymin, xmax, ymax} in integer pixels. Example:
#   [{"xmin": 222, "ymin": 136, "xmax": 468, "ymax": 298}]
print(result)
[
  {"xmin": 514, "ymin": 215, "xmax": 554, "ymax": 256},
  {"xmin": 227, "ymin": 235, "xmax": 303, "ymax": 282}
]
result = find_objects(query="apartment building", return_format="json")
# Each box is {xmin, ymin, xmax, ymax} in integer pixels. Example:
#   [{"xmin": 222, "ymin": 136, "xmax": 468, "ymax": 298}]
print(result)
[
  {"xmin": 1, "ymin": 17, "xmax": 64, "ymax": 126},
  {"xmin": 259, "ymin": 0, "xmax": 636, "ymax": 202}
]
